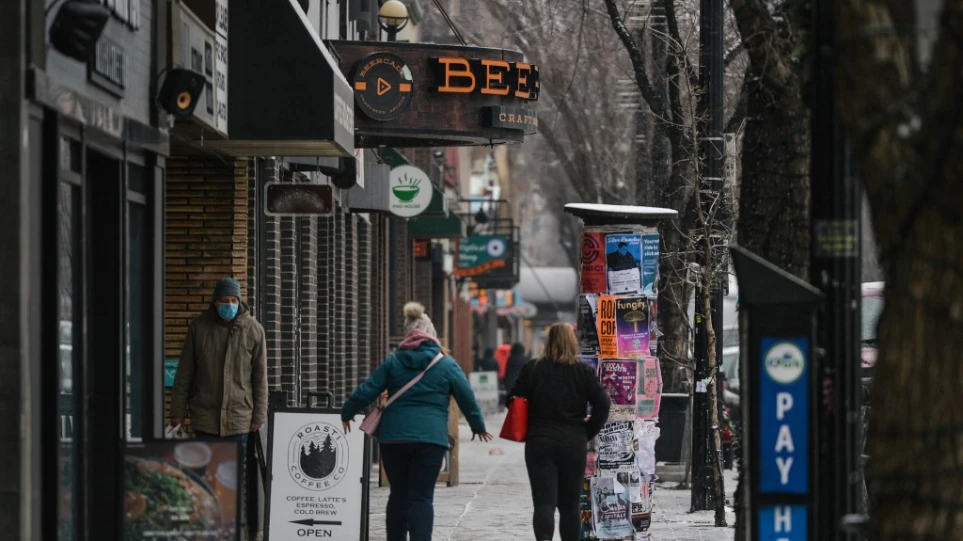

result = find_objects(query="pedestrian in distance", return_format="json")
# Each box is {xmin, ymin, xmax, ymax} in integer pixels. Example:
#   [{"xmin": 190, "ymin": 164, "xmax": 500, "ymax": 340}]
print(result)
[
  {"xmin": 476, "ymin": 346, "xmax": 500, "ymax": 373},
  {"xmin": 342, "ymin": 302, "xmax": 493, "ymax": 541},
  {"xmin": 170, "ymin": 276, "xmax": 268, "ymax": 442},
  {"xmin": 509, "ymin": 323, "xmax": 611, "ymax": 541},
  {"xmin": 503, "ymin": 342, "xmax": 528, "ymax": 397}
]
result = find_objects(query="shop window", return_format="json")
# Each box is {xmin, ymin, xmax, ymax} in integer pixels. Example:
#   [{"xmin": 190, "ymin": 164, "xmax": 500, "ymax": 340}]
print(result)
[{"xmin": 126, "ymin": 164, "xmax": 148, "ymax": 442}]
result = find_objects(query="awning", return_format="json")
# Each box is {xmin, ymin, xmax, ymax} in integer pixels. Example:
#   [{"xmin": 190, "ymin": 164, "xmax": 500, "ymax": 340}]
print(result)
[
  {"xmin": 207, "ymin": 0, "xmax": 354, "ymax": 157},
  {"xmin": 518, "ymin": 265, "xmax": 578, "ymax": 308},
  {"xmin": 408, "ymin": 213, "xmax": 466, "ymax": 239}
]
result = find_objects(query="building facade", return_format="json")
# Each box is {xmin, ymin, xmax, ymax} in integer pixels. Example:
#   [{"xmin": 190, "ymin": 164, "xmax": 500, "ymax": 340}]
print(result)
[{"xmin": 0, "ymin": 0, "xmax": 540, "ymax": 537}]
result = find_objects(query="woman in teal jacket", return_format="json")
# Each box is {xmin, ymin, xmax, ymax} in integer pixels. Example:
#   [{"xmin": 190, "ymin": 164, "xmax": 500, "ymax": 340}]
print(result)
[{"xmin": 342, "ymin": 302, "xmax": 491, "ymax": 541}]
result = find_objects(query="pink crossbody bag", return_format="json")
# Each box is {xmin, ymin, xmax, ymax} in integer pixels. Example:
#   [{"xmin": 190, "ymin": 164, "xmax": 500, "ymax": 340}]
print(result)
[{"xmin": 360, "ymin": 352, "xmax": 445, "ymax": 438}]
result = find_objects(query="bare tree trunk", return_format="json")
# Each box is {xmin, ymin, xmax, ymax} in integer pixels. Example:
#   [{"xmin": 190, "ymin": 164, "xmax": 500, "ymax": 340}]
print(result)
[
  {"xmin": 727, "ymin": 2, "xmax": 811, "ymax": 537},
  {"xmin": 735, "ymin": 70, "xmax": 811, "ymax": 279},
  {"xmin": 702, "ymin": 287, "xmax": 728, "ymax": 526},
  {"xmin": 835, "ymin": 1, "xmax": 963, "ymax": 539}
]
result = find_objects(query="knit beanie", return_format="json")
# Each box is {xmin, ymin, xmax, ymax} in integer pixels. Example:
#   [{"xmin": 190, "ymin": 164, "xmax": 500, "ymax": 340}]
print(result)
[
  {"xmin": 403, "ymin": 302, "xmax": 438, "ymax": 338},
  {"xmin": 212, "ymin": 277, "xmax": 242, "ymax": 303}
]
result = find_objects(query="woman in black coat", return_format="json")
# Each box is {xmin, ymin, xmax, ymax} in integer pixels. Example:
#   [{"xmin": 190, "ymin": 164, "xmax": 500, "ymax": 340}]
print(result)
[{"xmin": 509, "ymin": 323, "xmax": 611, "ymax": 541}]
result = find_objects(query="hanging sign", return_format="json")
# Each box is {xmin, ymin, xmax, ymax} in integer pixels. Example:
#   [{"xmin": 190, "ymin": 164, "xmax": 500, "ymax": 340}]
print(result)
[
  {"xmin": 265, "ymin": 409, "xmax": 369, "ymax": 541},
  {"xmin": 388, "ymin": 165, "xmax": 433, "ymax": 218}
]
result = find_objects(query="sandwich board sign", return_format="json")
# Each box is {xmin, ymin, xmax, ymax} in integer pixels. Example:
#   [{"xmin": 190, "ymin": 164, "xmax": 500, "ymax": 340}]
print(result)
[{"xmin": 265, "ymin": 392, "xmax": 371, "ymax": 541}]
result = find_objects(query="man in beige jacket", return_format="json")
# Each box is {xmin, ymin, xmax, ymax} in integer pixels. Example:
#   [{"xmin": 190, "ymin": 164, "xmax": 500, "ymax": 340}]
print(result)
[{"xmin": 171, "ymin": 277, "xmax": 268, "ymax": 440}]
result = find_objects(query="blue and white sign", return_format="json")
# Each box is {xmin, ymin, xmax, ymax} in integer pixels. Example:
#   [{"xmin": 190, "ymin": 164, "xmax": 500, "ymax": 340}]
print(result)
[
  {"xmin": 759, "ymin": 337, "xmax": 809, "ymax": 494},
  {"xmin": 758, "ymin": 505, "xmax": 807, "ymax": 541}
]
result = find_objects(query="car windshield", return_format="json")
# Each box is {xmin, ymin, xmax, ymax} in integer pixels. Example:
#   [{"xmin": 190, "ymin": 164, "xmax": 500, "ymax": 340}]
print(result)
[
  {"xmin": 722, "ymin": 351, "xmax": 739, "ymax": 381},
  {"xmin": 862, "ymin": 296, "xmax": 884, "ymax": 344}
]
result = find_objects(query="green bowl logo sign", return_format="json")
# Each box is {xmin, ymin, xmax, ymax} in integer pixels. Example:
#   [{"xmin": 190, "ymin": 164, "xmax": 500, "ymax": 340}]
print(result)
[{"xmin": 389, "ymin": 165, "xmax": 433, "ymax": 218}]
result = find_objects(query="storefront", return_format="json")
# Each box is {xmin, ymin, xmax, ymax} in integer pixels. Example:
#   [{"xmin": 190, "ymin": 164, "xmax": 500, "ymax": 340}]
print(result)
[{"xmin": 9, "ymin": 0, "xmax": 171, "ymax": 539}]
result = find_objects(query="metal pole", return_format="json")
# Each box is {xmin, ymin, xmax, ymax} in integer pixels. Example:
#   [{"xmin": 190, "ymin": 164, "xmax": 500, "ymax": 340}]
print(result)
[
  {"xmin": 486, "ymin": 289, "xmax": 498, "ymax": 350},
  {"xmin": 810, "ymin": 0, "xmax": 862, "ymax": 538},
  {"xmin": 692, "ymin": 0, "xmax": 725, "ymax": 512}
]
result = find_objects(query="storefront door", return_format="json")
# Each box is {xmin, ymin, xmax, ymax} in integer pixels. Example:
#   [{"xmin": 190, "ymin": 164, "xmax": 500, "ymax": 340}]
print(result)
[{"xmin": 48, "ymin": 121, "xmax": 162, "ymax": 541}]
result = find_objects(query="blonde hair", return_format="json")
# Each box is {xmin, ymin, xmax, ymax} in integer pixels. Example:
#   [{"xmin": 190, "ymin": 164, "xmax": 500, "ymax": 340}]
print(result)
[{"xmin": 544, "ymin": 323, "xmax": 579, "ymax": 365}]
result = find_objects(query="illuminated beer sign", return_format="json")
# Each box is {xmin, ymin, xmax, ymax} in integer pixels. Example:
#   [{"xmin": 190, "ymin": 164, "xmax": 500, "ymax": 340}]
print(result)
[{"xmin": 428, "ymin": 57, "xmax": 540, "ymax": 101}]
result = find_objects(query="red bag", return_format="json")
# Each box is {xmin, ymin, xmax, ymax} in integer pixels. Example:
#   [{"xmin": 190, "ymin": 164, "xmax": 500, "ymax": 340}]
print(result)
[{"xmin": 499, "ymin": 397, "xmax": 529, "ymax": 442}]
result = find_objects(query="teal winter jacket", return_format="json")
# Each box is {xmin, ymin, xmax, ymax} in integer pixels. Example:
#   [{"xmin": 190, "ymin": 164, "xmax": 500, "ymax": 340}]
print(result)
[{"xmin": 341, "ymin": 340, "xmax": 486, "ymax": 448}]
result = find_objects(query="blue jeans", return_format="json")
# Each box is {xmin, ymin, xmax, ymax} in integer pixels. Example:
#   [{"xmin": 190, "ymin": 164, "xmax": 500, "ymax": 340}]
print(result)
[{"xmin": 380, "ymin": 443, "xmax": 447, "ymax": 541}]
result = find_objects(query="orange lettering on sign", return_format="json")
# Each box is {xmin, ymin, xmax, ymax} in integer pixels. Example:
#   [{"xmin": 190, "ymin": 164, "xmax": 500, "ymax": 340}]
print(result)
[
  {"xmin": 514, "ymin": 63, "xmax": 532, "ymax": 100},
  {"xmin": 453, "ymin": 259, "xmax": 507, "ymax": 277},
  {"xmin": 481, "ymin": 60, "xmax": 510, "ymax": 96},
  {"xmin": 437, "ymin": 58, "xmax": 475, "ymax": 93}
]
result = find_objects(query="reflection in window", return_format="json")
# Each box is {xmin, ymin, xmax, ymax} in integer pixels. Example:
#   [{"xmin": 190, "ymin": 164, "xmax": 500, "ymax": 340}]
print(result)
[
  {"xmin": 126, "ymin": 179, "xmax": 146, "ymax": 442},
  {"xmin": 58, "ymin": 181, "xmax": 79, "ymax": 541}
]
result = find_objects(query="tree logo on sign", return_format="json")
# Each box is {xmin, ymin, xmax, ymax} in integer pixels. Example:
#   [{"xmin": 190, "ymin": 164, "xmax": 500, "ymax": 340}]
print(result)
[{"xmin": 287, "ymin": 422, "xmax": 350, "ymax": 491}]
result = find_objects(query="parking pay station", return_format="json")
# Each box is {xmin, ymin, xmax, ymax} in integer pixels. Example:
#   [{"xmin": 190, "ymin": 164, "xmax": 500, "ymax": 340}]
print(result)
[{"xmin": 731, "ymin": 246, "xmax": 822, "ymax": 541}]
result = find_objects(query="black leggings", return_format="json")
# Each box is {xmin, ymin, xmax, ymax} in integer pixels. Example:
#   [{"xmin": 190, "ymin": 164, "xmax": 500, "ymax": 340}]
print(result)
[{"xmin": 525, "ymin": 439, "xmax": 587, "ymax": 541}]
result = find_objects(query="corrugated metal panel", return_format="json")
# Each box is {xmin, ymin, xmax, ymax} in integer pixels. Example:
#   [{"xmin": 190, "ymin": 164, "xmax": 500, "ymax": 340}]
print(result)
[{"xmin": 344, "ymin": 160, "xmax": 390, "ymax": 212}]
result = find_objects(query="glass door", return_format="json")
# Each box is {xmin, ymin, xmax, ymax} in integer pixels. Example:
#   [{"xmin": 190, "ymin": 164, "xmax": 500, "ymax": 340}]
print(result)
[{"xmin": 57, "ymin": 136, "xmax": 83, "ymax": 541}]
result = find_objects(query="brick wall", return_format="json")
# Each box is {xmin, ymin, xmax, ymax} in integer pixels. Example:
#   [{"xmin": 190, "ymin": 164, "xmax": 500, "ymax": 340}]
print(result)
[
  {"xmin": 299, "ymin": 216, "xmax": 319, "ymax": 405},
  {"xmin": 357, "ymin": 216, "xmax": 372, "ymax": 385},
  {"xmin": 370, "ymin": 214, "xmax": 391, "ymax": 371},
  {"xmin": 163, "ymin": 157, "xmax": 249, "ymax": 423},
  {"xmin": 390, "ymin": 220, "xmax": 412, "ymax": 338}
]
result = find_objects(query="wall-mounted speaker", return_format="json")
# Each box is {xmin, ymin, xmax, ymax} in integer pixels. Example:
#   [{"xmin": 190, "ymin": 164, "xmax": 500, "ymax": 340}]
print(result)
[
  {"xmin": 332, "ymin": 158, "xmax": 358, "ymax": 189},
  {"xmin": 156, "ymin": 68, "xmax": 207, "ymax": 117}
]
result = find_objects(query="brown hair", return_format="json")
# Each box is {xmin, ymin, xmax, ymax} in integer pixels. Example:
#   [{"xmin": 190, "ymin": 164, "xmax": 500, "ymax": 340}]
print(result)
[{"xmin": 544, "ymin": 323, "xmax": 579, "ymax": 365}]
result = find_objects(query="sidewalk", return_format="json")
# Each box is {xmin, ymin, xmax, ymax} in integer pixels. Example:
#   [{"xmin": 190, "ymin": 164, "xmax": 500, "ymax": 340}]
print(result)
[{"xmin": 366, "ymin": 413, "xmax": 737, "ymax": 541}]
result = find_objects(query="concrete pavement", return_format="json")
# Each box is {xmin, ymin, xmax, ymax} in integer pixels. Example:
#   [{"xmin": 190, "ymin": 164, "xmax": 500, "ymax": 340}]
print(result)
[{"xmin": 366, "ymin": 413, "xmax": 737, "ymax": 541}]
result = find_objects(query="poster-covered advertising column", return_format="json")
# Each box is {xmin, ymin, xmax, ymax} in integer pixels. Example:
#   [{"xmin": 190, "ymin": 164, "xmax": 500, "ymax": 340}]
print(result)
[
  {"xmin": 565, "ymin": 204, "xmax": 675, "ymax": 541},
  {"xmin": 265, "ymin": 408, "xmax": 369, "ymax": 541}
]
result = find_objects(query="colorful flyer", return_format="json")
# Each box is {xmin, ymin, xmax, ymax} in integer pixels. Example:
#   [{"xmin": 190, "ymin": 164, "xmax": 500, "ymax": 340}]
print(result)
[
  {"xmin": 641, "ymin": 233, "xmax": 660, "ymax": 295},
  {"xmin": 605, "ymin": 233, "xmax": 643, "ymax": 294},
  {"xmin": 647, "ymin": 296, "xmax": 659, "ymax": 356},
  {"xmin": 581, "ymin": 355, "xmax": 600, "ymax": 375},
  {"xmin": 597, "ymin": 420, "xmax": 636, "ymax": 470},
  {"xmin": 600, "ymin": 360, "xmax": 639, "ymax": 406},
  {"xmin": 580, "ymin": 231, "xmax": 608, "ymax": 294},
  {"xmin": 597, "ymin": 296, "xmax": 618, "ymax": 358},
  {"xmin": 578, "ymin": 295, "xmax": 601, "ymax": 353},
  {"xmin": 579, "ymin": 477, "xmax": 597, "ymax": 539},
  {"xmin": 615, "ymin": 296, "xmax": 650, "ymax": 358},
  {"xmin": 636, "ymin": 357, "xmax": 663, "ymax": 420},
  {"xmin": 592, "ymin": 476, "xmax": 634, "ymax": 539}
]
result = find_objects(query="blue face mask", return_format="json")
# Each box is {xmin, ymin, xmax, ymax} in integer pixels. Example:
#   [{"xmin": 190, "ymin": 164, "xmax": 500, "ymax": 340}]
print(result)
[{"xmin": 217, "ymin": 302, "xmax": 239, "ymax": 321}]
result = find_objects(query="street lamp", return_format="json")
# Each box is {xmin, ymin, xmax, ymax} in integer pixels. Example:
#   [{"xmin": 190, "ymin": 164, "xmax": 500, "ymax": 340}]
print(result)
[{"xmin": 378, "ymin": 0, "xmax": 409, "ymax": 42}]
